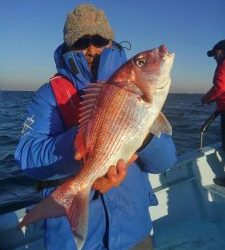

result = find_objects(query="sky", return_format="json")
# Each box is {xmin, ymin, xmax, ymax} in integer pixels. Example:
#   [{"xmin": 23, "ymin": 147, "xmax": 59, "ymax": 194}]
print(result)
[{"xmin": 1, "ymin": 0, "xmax": 225, "ymax": 93}]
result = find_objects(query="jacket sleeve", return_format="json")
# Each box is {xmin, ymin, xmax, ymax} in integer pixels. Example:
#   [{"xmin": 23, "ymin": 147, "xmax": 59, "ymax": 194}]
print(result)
[
  {"xmin": 204, "ymin": 61, "xmax": 225, "ymax": 103},
  {"xmin": 15, "ymin": 83, "xmax": 80, "ymax": 180},
  {"xmin": 137, "ymin": 134, "xmax": 177, "ymax": 173}
]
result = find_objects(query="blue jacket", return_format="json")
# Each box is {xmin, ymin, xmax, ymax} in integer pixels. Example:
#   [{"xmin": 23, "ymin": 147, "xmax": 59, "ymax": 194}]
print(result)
[{"xmin": 15, "ymin": 43, "xmax": 177, "ymax": 250}]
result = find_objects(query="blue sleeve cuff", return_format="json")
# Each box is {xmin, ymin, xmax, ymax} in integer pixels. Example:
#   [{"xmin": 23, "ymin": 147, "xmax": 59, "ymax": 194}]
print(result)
[{"xmin": 138, "ymin": 134, "xmax": 177, "ymax": 173}]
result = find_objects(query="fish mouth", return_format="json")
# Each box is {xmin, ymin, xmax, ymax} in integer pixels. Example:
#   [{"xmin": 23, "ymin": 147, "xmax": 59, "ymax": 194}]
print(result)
[
  {"xmin": 153, "ymin": 45, "xmax": 174, "ymax": 91},
  {"xmin": 155, "ymin": 78, "xmax": 171, "ymax": 91},
  {"xmin": 158, "ymin": 45, "xmax": 175, "ymax": 61}
]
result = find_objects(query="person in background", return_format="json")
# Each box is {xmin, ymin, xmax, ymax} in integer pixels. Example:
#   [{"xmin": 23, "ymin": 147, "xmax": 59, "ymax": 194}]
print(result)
[
  {"xmin": 15, "ymin": 4, "xmax": 177, "ymax": 250},
  {"xmin": 201, "ymin": 40, "xmax": 225, "ymax": 149}
]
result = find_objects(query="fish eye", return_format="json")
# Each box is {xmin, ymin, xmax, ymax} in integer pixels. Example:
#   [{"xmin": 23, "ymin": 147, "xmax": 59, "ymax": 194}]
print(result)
[{"xmin": 135, "ymin": 57, "xmax": 146, "ymax": 68}]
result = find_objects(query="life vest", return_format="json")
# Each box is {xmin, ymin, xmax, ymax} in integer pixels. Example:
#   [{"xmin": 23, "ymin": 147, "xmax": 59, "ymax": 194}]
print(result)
[
  {"xmin": 50, "ymin": 74, "xmax": 80, "ymax": 128},
  {"xmin": 36, "ymin": 75, "xmax": 81, "ymax": 190}
]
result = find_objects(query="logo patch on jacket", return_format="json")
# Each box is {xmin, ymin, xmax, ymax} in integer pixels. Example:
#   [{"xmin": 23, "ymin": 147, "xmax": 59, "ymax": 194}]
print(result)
[{"xmin": 21, "ymin": 115, "xmax": 35, "ymax": 136}]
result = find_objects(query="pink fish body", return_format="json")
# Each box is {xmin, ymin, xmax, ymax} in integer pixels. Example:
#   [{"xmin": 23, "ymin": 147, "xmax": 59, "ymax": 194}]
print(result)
[{"xmin": 19, "ymin": 45, "xmax": 175, "ymax": 249}]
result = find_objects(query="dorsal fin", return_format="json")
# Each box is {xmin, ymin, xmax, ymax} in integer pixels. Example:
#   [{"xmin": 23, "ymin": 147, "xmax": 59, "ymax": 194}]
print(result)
[
  {"xmin": 78, "ymin": 82, "xmax": 105, "ymax": 130},
  {"xmin": 74, "ymin": 82, "xmax": 105, "ymax": 161}
]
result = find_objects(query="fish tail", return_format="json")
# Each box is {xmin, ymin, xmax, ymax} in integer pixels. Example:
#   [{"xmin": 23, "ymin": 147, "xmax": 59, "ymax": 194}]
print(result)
[
  {"xmin": 18, "ymin": 192, "xmax": 66, "ymax": 228},
  {"xmin": 69, "ymin": 187, "xmax": 90, "ymax": 250},
  {"xmin": 18, "ymin": 179, "xmax": 91, "ymax": 250}
]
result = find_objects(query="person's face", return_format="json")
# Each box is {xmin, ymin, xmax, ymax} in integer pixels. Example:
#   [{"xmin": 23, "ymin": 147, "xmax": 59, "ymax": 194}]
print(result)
[
  {"xmin": 214, "ymin": 49, "xmax": 225, "ymax": 63},
  {"xmin": 71, "ymin": 35, "xmax": 112, "ymax": 75}
]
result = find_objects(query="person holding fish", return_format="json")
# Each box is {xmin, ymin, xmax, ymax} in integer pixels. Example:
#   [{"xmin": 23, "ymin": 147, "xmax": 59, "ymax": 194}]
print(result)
[{"xmin": 15, "ymin": 3, "xmax": 176, "ymax": 250}]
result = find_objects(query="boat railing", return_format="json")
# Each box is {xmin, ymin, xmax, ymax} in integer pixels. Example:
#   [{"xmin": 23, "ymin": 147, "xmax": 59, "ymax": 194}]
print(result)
[{"xmin": 200, "ymin": 110, "xmax": 221, "ymax": 149}]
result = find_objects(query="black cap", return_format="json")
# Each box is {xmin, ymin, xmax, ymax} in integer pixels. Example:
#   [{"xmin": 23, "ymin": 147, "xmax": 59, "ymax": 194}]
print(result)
[{"xmin": 207, "ymin": 40, "xmax": 225, "ymax": 57}]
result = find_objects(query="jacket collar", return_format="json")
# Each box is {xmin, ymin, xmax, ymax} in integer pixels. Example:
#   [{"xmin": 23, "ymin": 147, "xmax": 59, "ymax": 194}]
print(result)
[{"xmin": 54, "ymin": 43, "xmax": 127, "ymax": 92}]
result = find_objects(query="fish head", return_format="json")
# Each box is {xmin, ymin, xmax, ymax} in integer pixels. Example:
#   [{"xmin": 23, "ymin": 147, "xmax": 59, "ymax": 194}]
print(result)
[
  {"xmin": 132, "ymin": 45, "xmax": 175, "ymax": 102},
  {"xmin": 109, "ymin": 45, "xmax": 175, "ymax": 103}
]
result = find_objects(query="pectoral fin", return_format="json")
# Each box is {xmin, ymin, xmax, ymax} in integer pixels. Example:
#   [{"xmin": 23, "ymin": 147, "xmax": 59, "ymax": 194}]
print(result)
[{"xmin": 150, "ymin": 112, "xmax": 172, "ymax": 137}]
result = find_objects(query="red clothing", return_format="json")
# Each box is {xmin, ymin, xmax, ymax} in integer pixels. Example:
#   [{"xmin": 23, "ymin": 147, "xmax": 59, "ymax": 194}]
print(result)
[
  {"xmin": 50, "ymin": 74, "xmax": 80, "ymax": 128},
  {"xmin": 204, "ymin": 60, "xmax": 225, "ymax": 110}
]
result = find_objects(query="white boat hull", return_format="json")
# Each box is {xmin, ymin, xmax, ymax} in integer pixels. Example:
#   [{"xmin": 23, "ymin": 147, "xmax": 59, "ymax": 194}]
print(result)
[
  {"xmin": 1, "ymin": 144, "xmax": 225, "ymax": 249},
  {"xmin": 151, "ymin": 143, "xmax": 225, "ymax": 249}
]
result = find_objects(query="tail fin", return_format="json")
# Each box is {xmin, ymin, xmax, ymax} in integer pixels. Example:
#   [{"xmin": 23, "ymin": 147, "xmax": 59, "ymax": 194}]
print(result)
[
  {"xmin": 18, "ymin": 193, "xmax": 66, "ymax": 228},
  {"xmin": 18, "ymin": 179, "xmax": 91, "ymax": 250},
  {"xmin": 69, "ymin": 187, "xmax": 90, "ymax": 250}
]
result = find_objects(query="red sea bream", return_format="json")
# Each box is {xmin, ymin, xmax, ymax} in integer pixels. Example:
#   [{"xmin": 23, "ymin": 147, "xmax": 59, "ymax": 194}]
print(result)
[{"xmin": 19, "ymin": 45, "xmax": 175, "ymax": 250}]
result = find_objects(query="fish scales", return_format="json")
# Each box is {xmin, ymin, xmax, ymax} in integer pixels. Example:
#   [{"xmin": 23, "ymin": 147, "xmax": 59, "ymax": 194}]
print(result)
[
  {"xmin": 75, "ymin": 89, "xmax": 134, "ymax": 183},
  {"xmin": 81, "ymin": 85, "xmax": 149, "ymax": 181}
]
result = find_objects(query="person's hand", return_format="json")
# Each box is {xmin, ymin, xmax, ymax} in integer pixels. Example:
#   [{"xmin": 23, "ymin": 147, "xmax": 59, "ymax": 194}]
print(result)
[{"xmin": 92, "ymin": 154, "xmax": 138, "ymax": 193}]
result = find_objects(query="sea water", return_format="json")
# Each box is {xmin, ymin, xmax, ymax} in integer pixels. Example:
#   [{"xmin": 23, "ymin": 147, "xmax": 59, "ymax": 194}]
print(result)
[{"xmin": 0, "ymin": 91, "xmax": 221, "ymax": 209}]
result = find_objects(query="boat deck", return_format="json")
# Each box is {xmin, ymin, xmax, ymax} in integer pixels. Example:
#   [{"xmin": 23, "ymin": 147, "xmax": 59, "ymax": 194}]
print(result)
[
  {"xmin": 151, "ymin": 145, "xmax": 225, "ymax": 250},
  {"xmin": 1, "ymin": 144, "xmax": 225, "ymax": 249},
  {"xmin": 155, "ymin": 220, "xmax": 225, "ymax": 250}
]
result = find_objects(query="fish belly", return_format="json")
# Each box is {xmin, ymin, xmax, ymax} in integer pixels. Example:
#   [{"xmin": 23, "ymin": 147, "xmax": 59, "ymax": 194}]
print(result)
[{"xmin": 81, "ymin": 84, "xmax": 156, "ymax": 184}]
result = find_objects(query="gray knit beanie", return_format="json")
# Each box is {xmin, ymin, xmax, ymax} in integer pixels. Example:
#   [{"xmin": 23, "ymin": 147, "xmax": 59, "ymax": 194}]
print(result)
[{"xmin": 64, "ymin": 4, "xmax": 114, "ymax": 47}]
